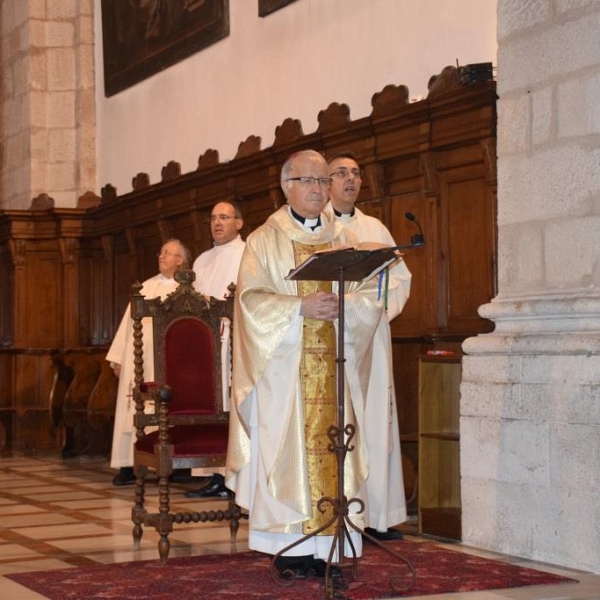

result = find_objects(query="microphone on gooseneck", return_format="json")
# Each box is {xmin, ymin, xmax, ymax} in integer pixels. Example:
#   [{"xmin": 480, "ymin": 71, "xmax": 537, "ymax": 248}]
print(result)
[{"xmin": 404, "ymin": 212, "xmax": 425, "ymax": 246}]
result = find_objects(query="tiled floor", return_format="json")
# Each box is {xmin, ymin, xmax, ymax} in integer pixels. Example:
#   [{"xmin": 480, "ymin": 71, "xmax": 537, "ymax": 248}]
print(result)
[{"xmin": 0, "ymin": 456, "xmax": 598, "ymax": 599}]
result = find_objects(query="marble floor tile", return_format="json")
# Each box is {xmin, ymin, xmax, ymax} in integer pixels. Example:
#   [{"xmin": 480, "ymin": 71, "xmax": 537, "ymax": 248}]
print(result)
[{"xmin": 0, "ymin": 456, "xmax": 597, "ymax": 600}]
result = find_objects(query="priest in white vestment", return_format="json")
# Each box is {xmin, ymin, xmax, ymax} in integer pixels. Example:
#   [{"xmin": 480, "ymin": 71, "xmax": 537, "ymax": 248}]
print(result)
[
  {"xmin": 226, "ymin": 150, "xmax": 385, "ymax": 577},
  {"xmin": 106, "ymin": 239, "xmax": 189, "ymax": 485},
  {"xmin": 326, "ymin": 151, "xmax": 412, "ymax": 540},
  {"xmin": 186, "ymin": 200, "xmax": 245, "ymax": 498}
]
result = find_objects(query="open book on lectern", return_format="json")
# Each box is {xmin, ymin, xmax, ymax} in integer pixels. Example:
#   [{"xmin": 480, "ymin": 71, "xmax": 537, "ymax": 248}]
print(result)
[{"xmin": 285, "ymin": 243, "xmax": 402, "ymax": 283}]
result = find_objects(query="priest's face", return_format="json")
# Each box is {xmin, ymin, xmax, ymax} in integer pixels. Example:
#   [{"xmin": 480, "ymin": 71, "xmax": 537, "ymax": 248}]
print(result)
[
  {"xmin": 328, "ymin": 156, "xmax": 362, "ymax": 214},
  {"xmin": 210, "ymin": 201, "xmax": 242, "ymax": 246},
  {"xmin": 157, "ymin": 240, "xmax": 184, "ymax": 278},
  {"xmin": 283, "ymin": 152, "xmax": 330, "ymax": 219}
]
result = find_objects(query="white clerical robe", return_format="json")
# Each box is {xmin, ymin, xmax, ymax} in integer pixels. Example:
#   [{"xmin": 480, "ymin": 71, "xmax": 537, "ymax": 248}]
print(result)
[
  {"xmin": 325, "ymin": 203, "xmax": 412, "ymax": 531},
  {"xmin": 226, "ymin": 206, "xmax": 384, "ymax": 559},
  {"xmin": 191, "ymin": 235, "xmax": 245, "ymax": 476},
  {"xmin": 106, "ymin": 274, "xmax": 178, "ymax": 469}
]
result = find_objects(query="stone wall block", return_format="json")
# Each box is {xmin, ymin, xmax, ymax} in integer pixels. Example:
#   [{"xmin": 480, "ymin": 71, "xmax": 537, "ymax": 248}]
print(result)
[
  {"xmin": 531, "ymin": 86, "xmax": 553, "ymax": 145},
  {"xmin": 49, "ymin": 129, "xmax": 75, "ymax": 162},
  {"xmin": 13, "ymin": 0, "xmax": 29, "ymax": 28},
  {"xmin": 521, "ymin": 354, "xmax": 600, "ymax": 385},
  {"xmin": 497, "ymin": 0, "xmax": 551, "ymax": 41},
  {"xmin": 461, "ymin": 354, "xmax": 523, "ymax": 384},
  {"xmin": 497, "ymin": 94, "xmax": 529, "ymax": 155},
  {"xmin": 75, "ymin": 15, "xmax": 94, "ymax": 46},
  {"xmin": 498, "ymin": 12, "xmax": 600, "ymax": 94},
  {"xmin": 29, "ymin": 19, "xmax": 46, "ymax": 48},
  {"xmin": 76, "ymin": 43, "xmax": 95, "ymax": 89},
  {"xmin": 3, "ymin": 62, "xmax": 15, "ymax": 97},
  {"xmin": 557, "ymin": 0, "xmax": 600, "ymax": 15},
  {"xmin": 461, "ymin": 381, "xmax": 521, "ymax": 419},
  {"xmin": 29, "ymin": 91, "xmax": 46, "ymax": 128},
  {"xmin": 3, "ymin": 97, "xmax": 20, "ymax": 137},
  {"xmin": 520, "ymin": 382, "xmax": 577, "ymax": 423},
  {"xmin": 462, "ymin": 416, "xmax": 549, "ymax": 484},
  {"xmin": 46, "ymin": 21, "xmax": 74, "ymax": 47},
  {"xmin": 30, "ymin": 128, "xmax": 48, "ymax": 162},
  {"xmin": 44, "ymin": 160, "xmax": 75, "ymax": 191},
  {"xmin": 77, "ymin": 88, "xmax": 95, "ymax": 125},
  {"xmin": 47, "ymin": 47, "xmax": 74, "ymax": 91},
  {"xmin": 462, "ymin": 478, "xmax": 536, "ymax": 556},
  {"xmin": 14, "ymin": 55, "xmax": 31, "ymax": 96},
  {"xmin": 4, "ymin": 27, "xmax": 21, "ymax": 60},
  {"xmin": 47, "ymin": 0, "xmax": 77, "ymax": 20},
  {"xmin": 499, "ymin": 146, "xmax": 600, "ymax": 223},
  {"xmin": 557, "ymin": 72, "xmax": 600, "ymax": 137},
  {"xmin": 532, "ymin": 488, "xmax": 600, "ymax": 572},
  {"xmin": 29, "ymin": 0, "xmax": 46, "ymax": 20},
  {"xmin": 5, "ymin": 133, "xmax": 25, "ymax": 170},
  {"xmin": 47, "ymin": 91, "xmax": 75, "ymax": 128},
  {"xmin": 497, "ymin": 223, "xmax": 544, "ymax": 293},
  {"xmin": 545, "ymin": 216, "xmax": 600, "ymax": 287},
  {"xmin": 29, "ymin": 51, "xmax": 47, "ymax": 91},
  {"xmin": 549, "ymin": 422, "xmax": 600, "ymax": 492},
  {"xmin": 1, "ymin": 1, "xmax": 16, "ymax": 34}
]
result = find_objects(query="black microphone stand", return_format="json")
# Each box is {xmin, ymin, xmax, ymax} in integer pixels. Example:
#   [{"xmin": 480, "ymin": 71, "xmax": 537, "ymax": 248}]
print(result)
[{"xmin": 271, "ymin": 243, "xmax": 421, "ymax": 599}]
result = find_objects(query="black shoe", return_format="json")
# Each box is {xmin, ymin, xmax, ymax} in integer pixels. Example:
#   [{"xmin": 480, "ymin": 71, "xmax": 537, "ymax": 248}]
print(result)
[
  {"xmin": 312, "ymin": 559, "xmax": 344, "ymax": 580},
  {"xmin": 274, "ymin": 555, "xmax": 312, "ymax": 579},
  {"xmin": 112, "ymin": 467, "xmax": 135, "ymax": 486},
  {"xmin": 185, "ymin": 475, "xmax": 233, "ymax": 498},
  {"xmin": 365, "ymin": 526, "xmax": 404, "ymax": 541}
]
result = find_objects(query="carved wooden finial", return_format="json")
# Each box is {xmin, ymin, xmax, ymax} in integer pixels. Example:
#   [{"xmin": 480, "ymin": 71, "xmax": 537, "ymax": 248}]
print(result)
[
  {"xmin": 161, "ymin": 160, "xmax": 181, "ymax": 182},
  {"xmin": 370, "ymin": 84, "xmax": 410, "ymax": 117},
  {"xmin": 273, "ymin": 118, "xmax": 304, "ymax": 146},
  {"xmin": 132, "ymin": 172, "xmax": 150, "ymax": 191},
  {"xmin": 30, "ymin": 193, "xmax": 54, "ymax": 210},
  {"xmin": 427, "ymin": 66, "xmax": 461, "ymax": 97},
  {"xmin": 235, "ymin": 135, "xmax": 261, "ymax": 159},
  {"xmin": 317, "ymin": 102, "xmax": 351, "ymax": 133},
  {"xmin": 175, "ymin": 268, "xmax": 196, "ymax": 285},
  {"xmin": 101, "ymin": 183, "xmax": 118, "ymax": 203},
  {"xmin": 197, "ymin": 149, "xmax": 220, "ymax": 171},
  {"xmin": 77, "ymin": 191, "xmax": 101, "ymax": 209}
]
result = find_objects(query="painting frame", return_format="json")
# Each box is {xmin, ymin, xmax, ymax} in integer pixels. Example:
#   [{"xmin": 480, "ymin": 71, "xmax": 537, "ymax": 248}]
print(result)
[
  {"xmin": 101, "ymin": 0, "xmax": 230, "ymax": 97},
  {"xmin": 258, "ymin": 0, "xmax": 298, "ymax": 17}
]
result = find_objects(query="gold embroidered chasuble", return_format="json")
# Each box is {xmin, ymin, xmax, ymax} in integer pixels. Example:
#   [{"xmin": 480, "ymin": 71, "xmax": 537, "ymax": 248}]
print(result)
[
  {"xmin": 293, "ymin": 240, "xmax": 338, "ymax": 535},
  {"xmin": 226, "ymin": 206, "xmax": 384, "ymax": 536}
]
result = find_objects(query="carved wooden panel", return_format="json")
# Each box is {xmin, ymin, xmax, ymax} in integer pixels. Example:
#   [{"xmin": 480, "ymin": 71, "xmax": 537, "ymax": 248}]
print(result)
[{"xmin": 0, "ymin": 72, "xmax": 497, "ymax": 460}]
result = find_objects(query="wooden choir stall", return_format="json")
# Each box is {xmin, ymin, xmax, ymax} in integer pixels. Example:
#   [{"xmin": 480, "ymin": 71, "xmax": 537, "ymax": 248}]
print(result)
[{"xmin": 0, "ymin": 67, "xmax": 497, "ymax": 539}]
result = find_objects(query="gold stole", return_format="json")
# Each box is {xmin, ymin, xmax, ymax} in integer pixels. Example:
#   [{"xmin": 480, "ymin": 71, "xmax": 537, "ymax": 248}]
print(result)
[{"xmin": 293, "ymin": 241, "xmax": 337, "ymax": 535}]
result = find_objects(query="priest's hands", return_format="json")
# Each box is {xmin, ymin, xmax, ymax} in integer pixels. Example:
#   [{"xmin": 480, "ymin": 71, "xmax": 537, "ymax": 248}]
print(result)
[{"xmin": 300, "ymin": 291, "xmax": 339, "ymax": 321}]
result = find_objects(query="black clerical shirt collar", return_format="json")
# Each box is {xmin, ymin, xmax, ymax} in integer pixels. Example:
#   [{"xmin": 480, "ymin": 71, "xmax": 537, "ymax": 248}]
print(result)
[
  {"xmin": 333, "ymin": 207, "xmax": 356, "ymax": 217},
  {"xmin": 290, "ymin": 207, "xmax": 322, "ymax": 231}
]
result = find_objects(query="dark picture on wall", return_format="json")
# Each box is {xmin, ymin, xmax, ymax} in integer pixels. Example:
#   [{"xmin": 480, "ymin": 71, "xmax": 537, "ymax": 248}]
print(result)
[
  {"xmin": 101, "ymin": 0, "xmax": 229, "ymax": 97},
  {"xmin": 258, "ymin": 0, "xmax": 298, "ymax": 17}
]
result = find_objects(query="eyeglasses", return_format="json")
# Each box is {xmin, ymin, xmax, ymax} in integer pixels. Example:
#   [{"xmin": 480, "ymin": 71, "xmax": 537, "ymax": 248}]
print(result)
[
  {"xmin": 210, "ymin": 214, "xmax": 239, "ymax": 222},
  {"xmin": 286, "ymin": 176, "xmax": 332, "ymax": 187},
  {"xmin": 157, "ymin": 251, "xmax": 181, "ymax": 258},
  {"xmin": 330, "ymin": 167, "xmax": 362, "ymax": 179}
]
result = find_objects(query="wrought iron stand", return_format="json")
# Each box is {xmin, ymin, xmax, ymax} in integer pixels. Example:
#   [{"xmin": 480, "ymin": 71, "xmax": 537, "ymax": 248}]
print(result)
[{"xmin": 272, "ymin": 249, "xmax": 417, "ymax": 599}]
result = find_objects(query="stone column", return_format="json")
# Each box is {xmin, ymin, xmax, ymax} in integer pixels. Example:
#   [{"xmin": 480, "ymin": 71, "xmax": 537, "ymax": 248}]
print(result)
[
  {"xmin": 0, "ymin": 0, "xmax": 95, "ymax": 209},
  {"xmin": 461, "ymin": 0, "xmax": 600, "ymax": 573}
]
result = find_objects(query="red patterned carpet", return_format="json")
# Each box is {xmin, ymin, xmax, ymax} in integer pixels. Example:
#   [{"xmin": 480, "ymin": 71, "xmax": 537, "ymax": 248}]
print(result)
[{"xmin": 7, "ymin": 539, "xmax": 576, "ymax": 599}]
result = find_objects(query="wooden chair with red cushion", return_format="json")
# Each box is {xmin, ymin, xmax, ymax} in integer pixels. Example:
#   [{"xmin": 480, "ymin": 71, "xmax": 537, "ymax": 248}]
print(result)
[{"xmin": 130, "ymin": 269, "xmax": 244, "ymax": 563}]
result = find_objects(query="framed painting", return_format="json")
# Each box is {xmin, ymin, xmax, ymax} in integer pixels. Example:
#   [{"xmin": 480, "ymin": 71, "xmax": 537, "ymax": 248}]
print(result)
[
  {"xmin": 258, "ymin": 0, "xmax": 298, "ymax": 17},
  {"xmin": 101, "ymin": 0, "xmax": 230, "ymax": 97}
]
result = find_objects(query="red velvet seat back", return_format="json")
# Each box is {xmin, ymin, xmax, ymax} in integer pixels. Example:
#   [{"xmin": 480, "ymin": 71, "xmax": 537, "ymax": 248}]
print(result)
[{"xmin": 164, "ymin": 317, "xmax": 217, "ymax": 415}]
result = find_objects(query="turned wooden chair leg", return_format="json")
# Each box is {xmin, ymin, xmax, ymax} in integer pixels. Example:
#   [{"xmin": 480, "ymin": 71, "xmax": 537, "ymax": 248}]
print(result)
[
  {"xmin": 157, "ymin": 474, "xmax": 172, "ymax": 563},
  {"xmin": 132, "ymin": 473, "xmax": 146, "ymax": 547}
]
